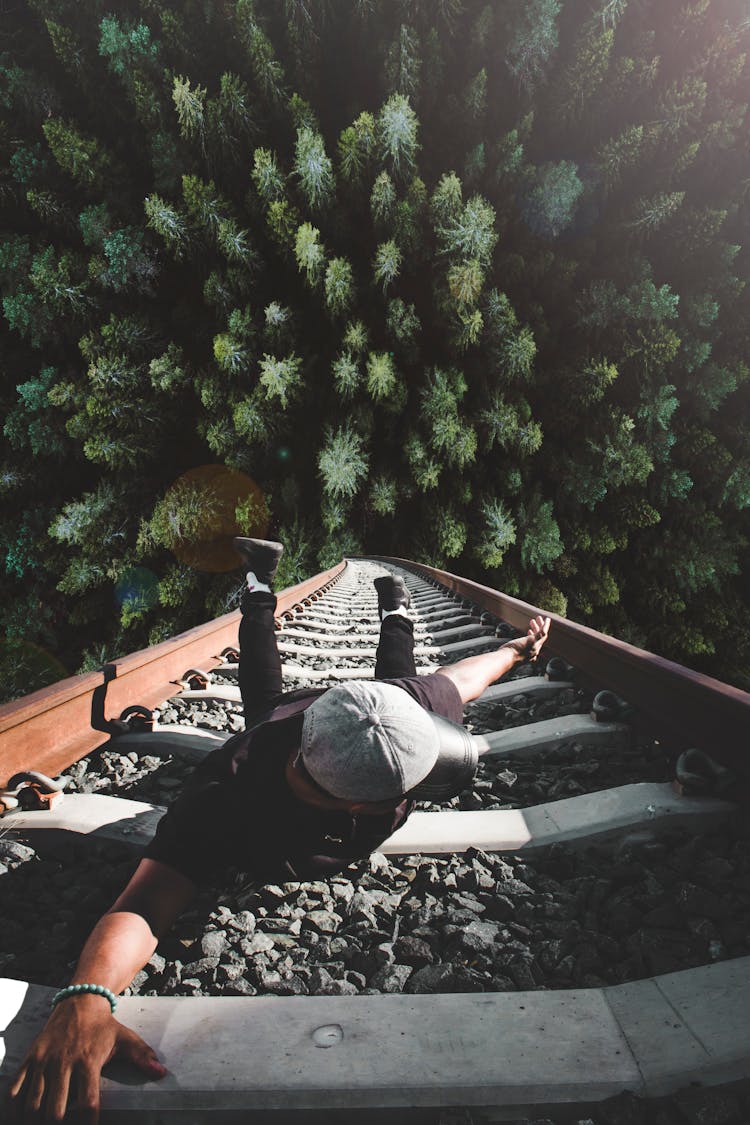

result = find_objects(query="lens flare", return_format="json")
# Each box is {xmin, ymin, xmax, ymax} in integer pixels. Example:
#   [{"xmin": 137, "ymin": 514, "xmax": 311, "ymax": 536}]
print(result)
[
  {"xmin": 158, "ymin": 465, "xmax": 270, "ymax": 572},
  {"xmin": 114, "ymin": 567, "xmax": 159, "ymax": 613},
  {"xmin": 277, "ymin": 446, "xmax": 291, "ymax": 462}
]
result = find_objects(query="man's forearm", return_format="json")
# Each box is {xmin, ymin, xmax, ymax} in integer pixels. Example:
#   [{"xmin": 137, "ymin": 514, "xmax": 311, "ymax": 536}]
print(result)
[
  {"xmin": 438, "ymin": 640, "xmax": 524, "ymax": 704},
  {"xmin": 69, "ymin": 858, "xmax": 197, "ymax": 1001},
  {"xmin": 69, "ymin": 911, "xmax": 160, "ymax": 999}
]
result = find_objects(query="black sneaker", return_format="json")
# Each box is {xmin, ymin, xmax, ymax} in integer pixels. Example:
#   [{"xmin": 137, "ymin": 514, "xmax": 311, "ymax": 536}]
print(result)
[
  {"xmin": 374, "ymin": 575, "xmax": 411, "ymax": 620},
  {"xmin": 233, "ymin": 537, "xmax": 284, "ymax": 586}
]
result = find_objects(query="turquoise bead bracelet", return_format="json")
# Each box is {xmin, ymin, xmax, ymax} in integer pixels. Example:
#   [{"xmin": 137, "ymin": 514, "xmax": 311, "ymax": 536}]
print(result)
[{"xmin": 51, "ymin": 983, "xmax": 118, "ymax": 1014}]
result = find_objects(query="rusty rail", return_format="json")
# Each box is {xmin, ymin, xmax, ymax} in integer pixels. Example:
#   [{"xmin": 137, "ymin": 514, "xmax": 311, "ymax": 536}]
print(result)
[
  {"xmin": 367, "ymin": 556, "xmax": 750, "ymax": 773},
  {"xmin": 0, "ymin": 562, "xmax": 346, "ymax": 786}
]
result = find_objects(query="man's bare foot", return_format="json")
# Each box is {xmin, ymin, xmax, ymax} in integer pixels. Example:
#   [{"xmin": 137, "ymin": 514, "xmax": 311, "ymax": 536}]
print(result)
[{"xmin": 509, "ymin": 615, "xmax": 550, "ymax": 662}]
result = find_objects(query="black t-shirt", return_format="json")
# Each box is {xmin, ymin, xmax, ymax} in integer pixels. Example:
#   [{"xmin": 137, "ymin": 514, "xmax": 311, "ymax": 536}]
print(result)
[{"xmin": 144, "ymin": 672, "xmax": 463, "ymax": 887}]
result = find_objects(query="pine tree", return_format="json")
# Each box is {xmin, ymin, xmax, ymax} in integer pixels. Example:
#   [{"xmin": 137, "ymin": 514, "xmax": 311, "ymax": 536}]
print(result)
[
  {"xmin": 324, "ymin": 257, "xmax": 355, "ymax": 317},
  {"xmin": 42, "ymin": 118, "xmax": 112, "ymax": 190},
  {"xmin": 373, "ymin": 239, "xmax": 402, "ymax": 292},
  {"xmin": 377, "ymin": 93, "xmax": 420, "ymax": 182},
  {"xmin": 318, "ymin": 425, "xmax": 369, "ymax": 499},
  {"xmin": 172, "ymin": 76, "xmax": 207, "ymax": 152},
  {"xmin": 257, "ymin": 353, "xmax": 302, "ymax": 408},
  {"xmin": 520, "ymin": 160, "xmax": 584, "ymax": 238},
  {"xmin": 292, "ymin": 221, "xmax": 326, "ymax": 289},
  {"xmin": 294, "ymin": 126, "xmax": 335, "ymax": 211}
]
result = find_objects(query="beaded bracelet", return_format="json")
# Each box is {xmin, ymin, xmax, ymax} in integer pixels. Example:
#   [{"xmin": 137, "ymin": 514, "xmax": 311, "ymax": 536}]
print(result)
[{"xmin": 51, "ymin": 983, "xmax": 118, "ymax": 1014}]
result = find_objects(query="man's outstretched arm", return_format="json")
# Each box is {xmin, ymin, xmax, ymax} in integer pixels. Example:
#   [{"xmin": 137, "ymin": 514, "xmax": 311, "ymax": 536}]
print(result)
[
  {"xmin": 437, "ymin": 615, "xmax": 551, "ymax": 705},
  {"xmin": 8, "ymin": 857, "xmax": 196, "ymax": 1124}
]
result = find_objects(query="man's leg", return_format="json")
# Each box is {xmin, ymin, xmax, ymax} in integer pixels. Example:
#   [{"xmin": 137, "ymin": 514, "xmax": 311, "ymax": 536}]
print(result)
[
  {"xmin": 375, "ymin": 610, "xmax": 417, "ymax": 680},
  {"xmin": 238, "ymin": 589, "xmax": 286, "ymax": 724}
]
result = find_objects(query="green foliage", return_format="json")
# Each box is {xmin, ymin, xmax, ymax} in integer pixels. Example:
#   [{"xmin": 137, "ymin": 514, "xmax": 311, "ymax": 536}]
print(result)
[
  {"xmin": 258, "ymin": 352, "xmax": 302, "ymax": 407},
  {"xmin": 98, "ymin": 15, "xmax": 158, "ymax": 76},
  {"xmin": 1, "ymin": 0, "xmax": 748, "ymax": 694},
  {"xmin": 79, "ymin": 203, "xmax": 111, "ymax": 247},
  {"xmin": 11, "ymin": 141, "xmax": 48, "ymax": 185},
  {"xmin": 332, "ymin": 352, "xmax": 361, "ymax": 397},
  {"xmin": 343, "ymin": 320, "xmax": 368, "ymax": 355},
  {"xmin": 294, "ymin": 221, "xmax": 325, "ymax": 287},
  {"xmin": 506, "ymin": 0, "xmax": 561, "ymax": 95},
  {"xmin": 436, "ymin": 509, "xmax": 467, "ymax": 558},
  {"xmin": 337, "ymin": 111, "xmax": 377, "ymax": 185},
  {"xmin": 100, "ymin": 227, "xmax": 154, "ymax": 291},
  {"xmin": 365, "ymin": 351, "xmax": 397, "ymax": 401},
  {"xmin": 49, "ymin": 481, "xmax": 123, "ymax": 551},
  {"xmin": 447, "ymin": 258, "xmax": 484, "ymax": 308},
  {"xmin": 252, "ymin": 147, "xmax": 286, "ymax": 202},
  {"xmin": 377, "ymin": 93, "xmax": 420, "ymax": 181},
  {"xmin": 317, "ymin": 527, "xmax": 362, "ymax": 570},
  {"xmin": 149, "ymin": 344, "xmax": 186, "ymax": 394},
  {"xmin": 144, "ymin": 194, "xmax": 189, "ymax": 257},
  {"xmin": 475, "ymin": 499, "xmax": 517, "ymax": 569},
  {"xmin": 386, "ymin": 298, "xmax": 420, "ymax": 352},
  {"xmin": 576, "ymin": 357, "xmax": 618, "ymax": 403},
  {"xmin": 373, "ymin": 239, "xmax": 402, "ymax": 292},
  {"xmin": 294, "ymin": 126, "xmax": 334, "ymax": 210},
  {"xmin": 172, "ymin": 75, "xmax": 207, "ymax": 147},
  {"xmin": 3, "ymin": 366, "xmax": 67, "ymax": 457},
  {"xmin": 436, "ymin": 194, "xmax": 498, "ymax": 265},
  {"xmin": 324, "ymin": 257, "xmax": 355, "ymax": 317},
  {"xmin": 430, "ymin": 172, "xmax": 463, "ymax": 227},
  {"xmin": 521, "ymin": 160, "xmax": 584, "ymax": 239},
  {"xmin": 42, "ymin": 118, "xmax": 111, "ymax": 189},
  {"xmin": 370, "ymin": 475, "xmax": 397, "ymax": 516},
  {"xmin": 371, "ymin": 171, "xmax": 397, "ymax": 227},
  {"xmin": 318, "ymin": 425, "xmax": 369, "ymax": 499},
  {"xmin": 384, "ymin": 23, "xmax": 421, "ymax": 97},
  {"xmin": 233, "ymin": 393, "xmax": 272, "ymax": 444},
  {"xmin": 518, "ymin": 496, "xmax": 564, "ymax": 573}
]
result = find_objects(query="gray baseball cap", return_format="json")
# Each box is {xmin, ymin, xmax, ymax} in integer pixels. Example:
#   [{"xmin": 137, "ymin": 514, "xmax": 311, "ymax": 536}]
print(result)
[{"xmin": 299, "ymin": 681, "xmax": 441, "ymax": 802}]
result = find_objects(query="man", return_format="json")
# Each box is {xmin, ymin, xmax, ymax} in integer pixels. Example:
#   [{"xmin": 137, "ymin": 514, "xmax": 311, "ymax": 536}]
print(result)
[{"xmin": 8, "ymin": 539, "xmax": 550, "ymax": 1122}]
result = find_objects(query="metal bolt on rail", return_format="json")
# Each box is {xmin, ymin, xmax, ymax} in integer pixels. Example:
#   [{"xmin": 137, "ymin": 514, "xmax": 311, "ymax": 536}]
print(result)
[{"xmin": 0, "ymin": 770, "xmax": 65, "ymax": 816}]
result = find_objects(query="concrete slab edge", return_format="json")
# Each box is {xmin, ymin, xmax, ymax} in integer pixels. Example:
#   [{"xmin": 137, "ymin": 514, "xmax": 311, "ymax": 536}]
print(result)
[{"xmin": 2, "ymin": 960, "xmax": 749, "ymax": 1113}]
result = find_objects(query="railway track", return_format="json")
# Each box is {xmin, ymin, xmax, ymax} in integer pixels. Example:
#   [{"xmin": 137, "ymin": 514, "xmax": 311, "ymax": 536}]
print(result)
[{"xmin": 1, "ymin": 556, "xmax": 750, "ymax": 1123}]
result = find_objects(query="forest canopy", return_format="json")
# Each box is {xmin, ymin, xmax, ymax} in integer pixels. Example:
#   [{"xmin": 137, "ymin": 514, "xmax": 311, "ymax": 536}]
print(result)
[{"xmin": 1, "ymin": 0, "xmax": 749, "ymax": 701}]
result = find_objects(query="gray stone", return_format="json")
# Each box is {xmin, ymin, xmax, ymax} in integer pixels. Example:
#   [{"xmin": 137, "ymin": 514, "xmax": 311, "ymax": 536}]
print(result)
[
  {"xmin": 239, "ymin": 932, "xmax": 275, "ymax": 957},
  {"xmin": 223, "ymin": 977, "xmax": 257, "ymax": 996},
  {"xmin": 227, "ymin": 910, "xmax": 255, "ymax": 935},
  {"xmin": 218, "ymin": 963, "xmax": 245, "ymax": 983},
  {"xmin": 181, "ymin": 956, "xmax": 219, "ymax": 983},
  {"xmin": 268, "ymin": 973, "xmax": 308, "ymax": 996},
  {"xmin": 406, "ymin": 963, "xmax": 483, "ymax": 994},
  {"xmin": 301, "ymin": 910, "xmax": 343, "ymax": 934},
  {"xmin": 373, "ymin": 942, "xmax": 395, "ymax": 967},
  {"xmin": 0, "ymin": 841, "xmax": 36, "ymax": 863},
  {"xmin": 201, "ymin": 930, "xmax": 228, "ymax": 959},
  {"xmin": 369, "ymin": 963, "xmax": 413, "ymax": 993},
  {"xmin": 393, "ymin": 936, "xmax": 434, "ymax": 967}
]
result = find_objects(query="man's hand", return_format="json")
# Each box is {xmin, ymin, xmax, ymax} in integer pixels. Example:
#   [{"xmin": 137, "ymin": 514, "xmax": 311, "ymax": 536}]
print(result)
[
  {"xmin": 438, "ymin": 614, "xmax": 553, "ymax": 704},
  {"xmin": 507, "ymin": 615, "xmax": 551, "ymax": 663},
  {"xmin": 8, "ymin": 993, "xmax": 166, "ymax": 1123},
  {"xmin": 7, "ymin": 859, "xmax": 195, "ymax": 1124}
]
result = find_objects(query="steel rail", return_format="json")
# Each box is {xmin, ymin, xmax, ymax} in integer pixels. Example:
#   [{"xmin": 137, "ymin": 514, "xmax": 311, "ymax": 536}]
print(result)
[
  {"xmin": 366, "ymin": 556, "xmax": 750, "ymax": 773},
  {"xmin": 0, "ymin": 562, "xmax": 346, "ymax": 786}
]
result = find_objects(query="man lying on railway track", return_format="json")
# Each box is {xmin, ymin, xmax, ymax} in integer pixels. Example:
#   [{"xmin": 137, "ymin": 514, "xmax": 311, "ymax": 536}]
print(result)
[{"xmin": 8, "ymin": 539, "xmax": 550, "ymax": 1123}]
